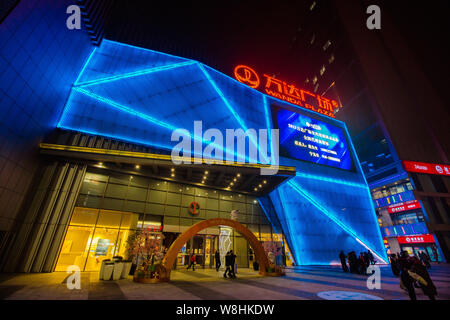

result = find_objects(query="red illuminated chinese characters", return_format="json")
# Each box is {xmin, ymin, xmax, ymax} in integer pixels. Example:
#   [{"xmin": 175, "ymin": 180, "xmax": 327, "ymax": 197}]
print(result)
[
  {"xmin": 397, "ymin": 234, "xmax": 435, "ymax": 244},
  {"xmin": 234, "ymin": 65, "xmax": 339, "ymax": 118},
  {"xmin": 387, "ymin": 200, "xmax": 421, "ymax": 214}
]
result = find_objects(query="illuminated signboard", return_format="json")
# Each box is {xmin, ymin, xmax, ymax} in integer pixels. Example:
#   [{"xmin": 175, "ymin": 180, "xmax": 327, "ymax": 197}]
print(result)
[
  {"xmin": 272, "ymin": 105, "xmax": 353, "ymax": 170},
  {"xmin": 234, "ymin": 65, "xmax": 339, "ymax": 118},
  {"xmin": 397, "ymin": 234, "xmax": 435, "ymax": 244},
  {"xmin": 402, "ymin": 160, "xmax": 450, "ymax": 176},
  {"xmin": 387, "ymin": 200, "xmax": 421, "ymax": 214}
]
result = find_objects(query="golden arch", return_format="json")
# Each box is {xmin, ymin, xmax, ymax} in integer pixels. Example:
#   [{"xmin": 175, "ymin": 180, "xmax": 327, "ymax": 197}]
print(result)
[{"xmin": 160, "ymin": 218, "xmax": 271, "ymax": 281}]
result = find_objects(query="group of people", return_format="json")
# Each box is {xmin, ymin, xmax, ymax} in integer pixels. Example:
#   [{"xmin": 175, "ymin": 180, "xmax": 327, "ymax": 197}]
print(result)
[
  {"xmin": 390, "ymin": 251, "xmax": 437, "ymax": 300},
  {"xmin": 187, "ymin": 249, "xmax": 237, "ymax": 279},
  {"xmin": 339, "ymin": 250, "xmax": 375, "ymax": 275}
]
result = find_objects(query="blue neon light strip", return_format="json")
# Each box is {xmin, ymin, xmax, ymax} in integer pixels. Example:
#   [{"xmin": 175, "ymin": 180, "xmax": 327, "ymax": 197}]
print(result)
[
  {"xmin": 75, "ymin": 61, "xmax": 196, "ymax": 87},
  {"xmin": 295, "ymin": 172, "xmax": 367, "ymax": 189},
  {"xmin": 62, "ymin": 88, "xmax": 248, "ymax": 162},
  {"xmin": 73, "ymin": 87, "xmax": 177, "ymax": 130},
  {"xmin": 73, "ymin": 46, "xmax": 97, "ymax": 86},
  {"xmin": 258, "ymin": 199, "xmax": 296, "ymax": 265},
  {"xmin": 197, "ymin": 64, "xmax": 267, "ymax": 164},
  {"xmin": 276, "ymin": 187, "xmax": 303, "ymax": 265},
  {"xmin": 288, "ymin": 180, "xmax": 388, "ymax": 263}
]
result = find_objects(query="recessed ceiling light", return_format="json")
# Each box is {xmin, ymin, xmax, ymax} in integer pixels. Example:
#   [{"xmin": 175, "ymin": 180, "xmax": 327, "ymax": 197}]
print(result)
[
  {"xmin": 135, "ymin": 165, "xmax": 140, "ymax": 169},
  {"xmin": 171, "ymin": 173, "xmax": 175, "ymax": 177},
  {"xmin": 171, "ymin": 168, "xmax": 175, "ymax": 172},
  {"xmin": 205, "ymin": 171, "xmax": 209, "ymax": 174},
  {"xmin": 237, "ymin": 173, "xmax": 241, "ymax": 177}
]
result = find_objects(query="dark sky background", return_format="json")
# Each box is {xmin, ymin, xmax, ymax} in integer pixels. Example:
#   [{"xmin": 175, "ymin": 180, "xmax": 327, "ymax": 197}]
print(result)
[{"xmin": 105, "ymin": 0, "xmax": 449, "ymax": 102}]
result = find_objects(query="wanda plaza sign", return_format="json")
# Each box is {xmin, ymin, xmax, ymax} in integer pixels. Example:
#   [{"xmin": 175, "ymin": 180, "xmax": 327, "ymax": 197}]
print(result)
[{"xmin": 234, "ymin": 65, "xmax": 339, "ymax": 118}]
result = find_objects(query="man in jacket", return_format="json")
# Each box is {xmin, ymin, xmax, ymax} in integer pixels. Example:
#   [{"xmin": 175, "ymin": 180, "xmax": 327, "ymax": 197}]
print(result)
[{"xmin": 215, "ymin": 250, "xmax": 221, "ymax": 271}]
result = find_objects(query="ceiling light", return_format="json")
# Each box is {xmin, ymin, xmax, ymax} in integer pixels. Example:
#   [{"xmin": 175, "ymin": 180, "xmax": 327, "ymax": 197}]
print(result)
[
  {"xmin": 135, "ymin": 165, "xmax": 140, "ymax": 169},
  {"xmin": 171, "ymin": 173, "xmax": 175, "ymax": 177},
  {"xmin": 171, "ymin": 168, "xmax": 175, "ymax": 172},
  {"xmin": 263, "ymin": 180, "xmax": 267, "ymax": 184},
  {"xmin": 237, "ymin": 173, "xmax": 241, "ymax": 177},
  {"xmin": 254, "ymin": 188, "xmax": 258, "ymax": 191},
  {"xmin": 205, "ymin": 170, "xmax": 209, "ymax": 175},
  {"xmin": 259, "ymin": 184, "xmax": 262, "ymax": 188}
]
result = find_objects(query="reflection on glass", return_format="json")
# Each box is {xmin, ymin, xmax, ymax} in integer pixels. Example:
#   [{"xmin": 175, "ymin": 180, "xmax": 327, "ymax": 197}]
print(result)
[{"xmin": 55, "ymin": 225, "xmax": 94, "ymax": 271}]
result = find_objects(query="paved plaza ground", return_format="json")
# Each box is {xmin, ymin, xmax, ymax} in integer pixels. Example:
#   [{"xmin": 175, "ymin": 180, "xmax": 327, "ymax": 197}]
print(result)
[{"xmin": 0, "ymin": 264, "xmax": 449, "ymax": 300}]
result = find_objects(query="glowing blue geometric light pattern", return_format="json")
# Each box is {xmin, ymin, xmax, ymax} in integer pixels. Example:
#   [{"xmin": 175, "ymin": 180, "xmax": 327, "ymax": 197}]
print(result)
[{"xmin": 58, "ymin": 39, "xmax": 388, "ymax": 265}]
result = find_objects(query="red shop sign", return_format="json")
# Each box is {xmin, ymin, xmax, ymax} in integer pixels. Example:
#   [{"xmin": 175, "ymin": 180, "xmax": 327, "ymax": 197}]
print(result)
[
  {"xmin": 387, "ymin": 200, "xmax": 421, "ymax": 214},
  {"xmin": 402, "ymin": 160, "xmax": 450, "ymax": 176},
  {"xmin": 397, "ymin": 234, "xmax": 435, "ymax": 244},
  {"xmin": 189, "ymin": 201, "xmax": 201, "ymax": 215}
]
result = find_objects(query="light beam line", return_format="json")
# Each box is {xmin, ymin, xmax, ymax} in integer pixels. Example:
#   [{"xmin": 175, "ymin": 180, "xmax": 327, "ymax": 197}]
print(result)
[
  {"xmin": 75, "ymin": 61, "xmax": 196, "ymax": 87},
  {"xmin": 198, "ymin": 64, "xmax": 269, "ymax": 164},
  {"xmin": 64, "ymin": 87, "xmax": 247, "ymax": 162},
  {"xmin": 288, "ymin": 180, "xmax": 388, "ymax": 263}
]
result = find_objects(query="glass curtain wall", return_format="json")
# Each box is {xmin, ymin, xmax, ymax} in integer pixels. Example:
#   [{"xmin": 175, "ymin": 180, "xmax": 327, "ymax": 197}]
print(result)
[{"xmin": 55, "ymin": 168, "xmax": 292, "ymax": 271}]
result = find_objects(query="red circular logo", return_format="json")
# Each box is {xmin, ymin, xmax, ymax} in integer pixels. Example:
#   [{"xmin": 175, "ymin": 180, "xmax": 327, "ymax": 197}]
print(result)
[
  {"xmin": 189, "ymin": 202, "xmax": 201, "ymax": 215},
  {"xmin": 234, "ymin": 65, "xmax": 260, "ymax": 89}
]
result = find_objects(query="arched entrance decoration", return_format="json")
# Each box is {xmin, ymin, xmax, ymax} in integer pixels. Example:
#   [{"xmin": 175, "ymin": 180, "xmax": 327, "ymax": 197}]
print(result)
[{"xmin": 160, "ymin": 218, "xmax": 271, "ymax": 281}]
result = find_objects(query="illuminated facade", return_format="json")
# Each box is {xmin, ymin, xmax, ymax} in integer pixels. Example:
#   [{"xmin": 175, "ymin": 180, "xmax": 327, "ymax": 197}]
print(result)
[{"xmin": 46, "ymin": 39, "xmax": 387, "ymax": 269}]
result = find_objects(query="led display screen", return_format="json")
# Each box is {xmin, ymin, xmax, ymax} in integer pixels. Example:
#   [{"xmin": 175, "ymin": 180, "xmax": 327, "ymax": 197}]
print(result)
[{"xmin": 272, "ymin": 105, "xmax": 353, "ymax": 170}]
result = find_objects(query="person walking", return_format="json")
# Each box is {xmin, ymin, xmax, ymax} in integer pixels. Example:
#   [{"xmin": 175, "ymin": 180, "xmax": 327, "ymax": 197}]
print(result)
[
  {"xmin": 187, "ymin": 252, "xmax": 196, "ymax": 271},
  {"xmin": 390, "ymin": 254, "xmax": 400, "ymax": 277},
  {"xmin": 410, "ymin": 257, "xmax": 437, "ymax": 300},
  {"xmin": 399, "ymin": 261, "xmax": 416, "ymax": 300},
  {"xmin": 339, "ymin": 251, "xmax": 348, "ymax": 272},
  {"xmin": 432, "ymin": 246, "xmax": 439, "ymax": 263},
  {"xmin": 224, "ymin": 251, "xmax": 232, "ymax": 278},
  {"xmin": 215, "ymin": 250, "xmax": 221, "ymax": 271},
  {"xmin": 229, "ymin": 250, "xmax": 237, "ymax": 278},
  {"xmin": 367, "ymin": 250, "xmax": 375, "ymax": 265}
]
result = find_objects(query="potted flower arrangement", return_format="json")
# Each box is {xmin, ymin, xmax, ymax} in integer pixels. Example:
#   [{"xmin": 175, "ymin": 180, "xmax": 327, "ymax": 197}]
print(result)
[
  {"xmin": 262, "ymin": 241, "xmax": 286, "ymax": 277},
  {"xmin": 126, "ymin": 229, "xmax": 166, "ymax": 283}
]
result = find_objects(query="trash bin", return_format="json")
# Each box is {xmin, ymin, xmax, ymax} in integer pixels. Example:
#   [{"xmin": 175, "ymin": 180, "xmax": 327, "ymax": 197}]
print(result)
[
  {"xmin": 121, "ymin": 260, "xmax": 132, "ymax": 279},
  {"xmin": 99, "ymin": 259, "xmax": 111, "ymax": 280},
  {"xmin": 103, "ymin": 262, "xmax": 114, "ymax": 281},
  {"xmin": 112, "ymin": 261, "xmax": 124, "ymax": 280}
]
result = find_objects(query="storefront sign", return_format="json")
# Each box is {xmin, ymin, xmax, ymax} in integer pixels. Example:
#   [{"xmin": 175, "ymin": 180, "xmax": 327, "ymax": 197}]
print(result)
[
  {"xmin": 402, "ymin": 160, "xmax": 450, "ymax": 176},
  {"xmin": 397, "ymin": 234, "xmax": 435, "ymax": 244},
  {"xmin": 189, "ymin": 202, "xmax": 201, "ymax": 215},
  {"xmin": 145, "ymin": 224, "xmax": 163, "ymax": 232},
  {"xmin": 387, "ymin": 200, "xmax": 421, "ymax": 214},
  {"xmin": 234, "ymin": 65, "xmax": 339, "ymax": 118}
]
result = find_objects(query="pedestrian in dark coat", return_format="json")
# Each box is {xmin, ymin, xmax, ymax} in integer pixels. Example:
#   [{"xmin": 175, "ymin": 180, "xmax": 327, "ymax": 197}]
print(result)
[
  {"xmin": 400, "ymin": 262, "xmax": 416, "ymax": 300},
  {"xmin": 339, "ymin": 251, "xmax": 348, "ymax": 272},
  {"xmin": 410, "ymin": 258, "xmax": 437, "ymax": 300},
  {"xmin": 367, "ymin": 250, "xmax": 375, "ymax": 265},
  {"xmin": 215, "ymin": 250, "xmax": 221, "ymax": 271},
  {"xmin": 390, "ymin": 254, "xmax": 400, "ymax": 277},
  {"xmin": 223, "ymin": 251, "xmax": 232, "ymax": 278},
  {"xmin": 229, "ymin": 250, "xmax": 237, "ymax": 278}
]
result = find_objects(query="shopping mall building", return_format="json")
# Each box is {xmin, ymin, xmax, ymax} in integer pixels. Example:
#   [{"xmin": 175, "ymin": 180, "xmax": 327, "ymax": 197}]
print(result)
[
  {"xmin": 0, "ymin": 1, "xmax": 390, "ymax": 273},
  {"xmin": 0, "ymin": 37, "xmax": 389, "ymax": 273}
]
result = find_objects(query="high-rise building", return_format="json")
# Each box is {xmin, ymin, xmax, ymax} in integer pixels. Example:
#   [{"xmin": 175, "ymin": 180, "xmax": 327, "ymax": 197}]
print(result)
[{"xmin": 286, "ymin": 0, "xmax": 450, "ymax": 262}]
